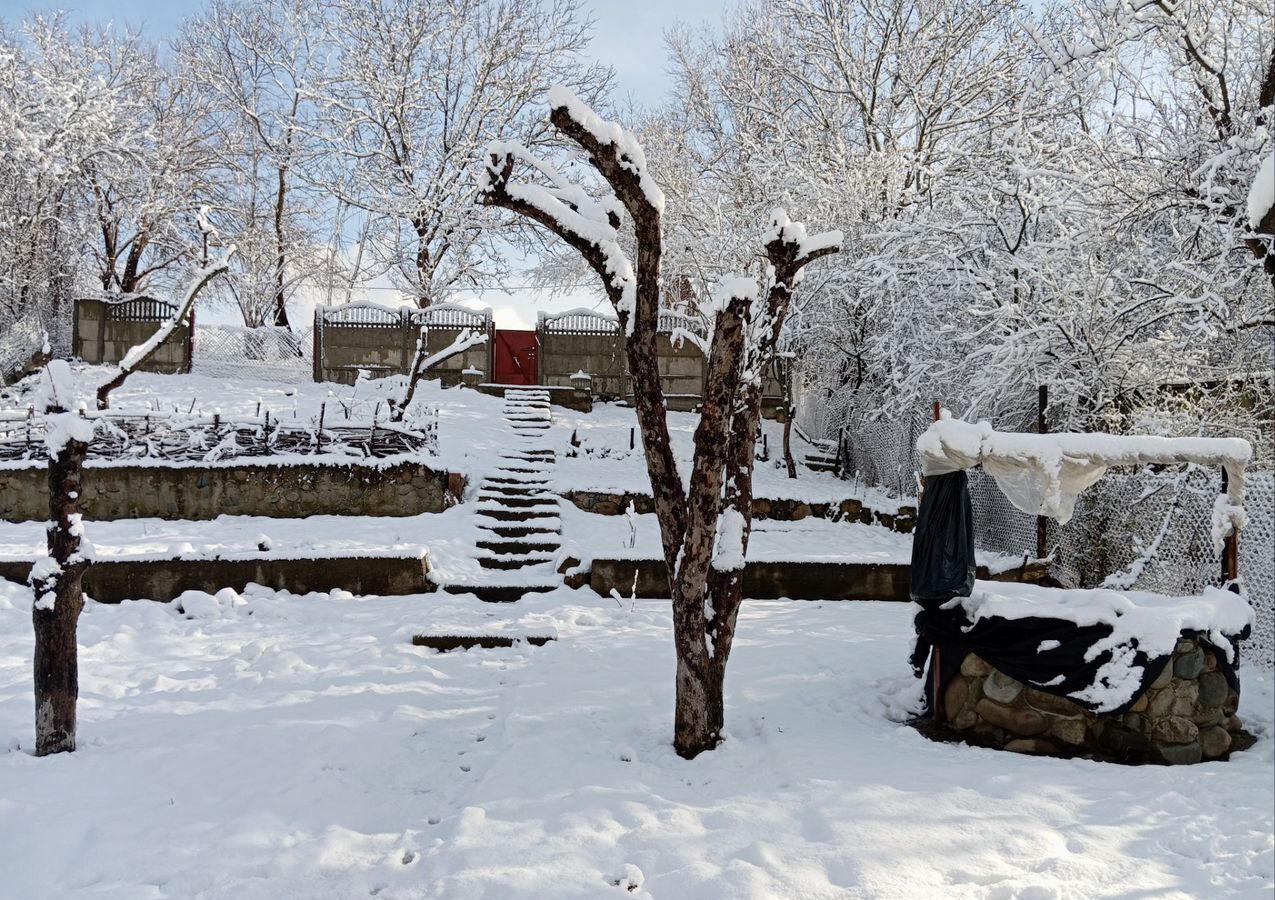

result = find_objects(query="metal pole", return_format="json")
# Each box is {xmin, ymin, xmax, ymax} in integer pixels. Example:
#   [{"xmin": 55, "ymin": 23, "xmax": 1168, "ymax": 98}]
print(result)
[
  {"xmin": 1221, "ymin": 467, "xmax": 1240, "ymax": 591},
  {"xmin": 1036, "ymin": 385, "xmax": 1048, "ymax": 560}
]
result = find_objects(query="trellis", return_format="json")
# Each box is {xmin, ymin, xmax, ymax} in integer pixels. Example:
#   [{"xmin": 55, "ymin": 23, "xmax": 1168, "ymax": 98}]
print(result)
[{"xmin": 0, "ymin": 408, "xmax": 435, "ymax": 463}]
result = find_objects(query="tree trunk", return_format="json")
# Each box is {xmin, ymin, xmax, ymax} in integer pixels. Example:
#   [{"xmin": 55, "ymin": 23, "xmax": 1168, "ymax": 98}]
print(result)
[
  {"xmin": 31, "ymin": 434, "xmax": 89, "ymax": 756},
  {"xmin": 674, "ymin": 651, "xmax": 724, "ymax": 756},
  {"xmin": 273, "ymin": 164, "xmax": 290, "ymax": 328}
]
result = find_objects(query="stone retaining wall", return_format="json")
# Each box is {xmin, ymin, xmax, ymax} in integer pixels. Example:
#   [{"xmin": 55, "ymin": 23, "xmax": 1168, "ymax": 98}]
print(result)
[
  {"xmin": 939, "ymin": 638, "xmax": 1241, "ymax": 764},
  {"xmin": 0, "ymin": 460, "xmax": 463, "ymax": 522},
  {"xmin": 0, "ymin": 553, "xmax": 433, "ymax": 602},
  {"xmin": 564, "ymin": 489, "xmax": 917, "ymax": 532},
  {"xmin": 587, "ymin": 558, "xmax": 1046, "ymax": 601}
]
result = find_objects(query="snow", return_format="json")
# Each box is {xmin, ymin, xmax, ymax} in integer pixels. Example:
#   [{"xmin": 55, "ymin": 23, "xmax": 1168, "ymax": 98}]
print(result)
[
  {"xmin": 546, "ymin": 85, "xmax": 666, "ymax": 215},
  {"xmin": 1213, "ymin": 493, "xmax": 1249, "ymax": 556},
  {"xmin": 27, "ymin": 557, "xmax": 60, "ymax": 610},
  {"xmin": 0, "ymin": 582, "xmax": 1270, "ymax": 897},
  {"xmin": 707, "ymin": 275, "xmax": 759, "ymax": 317},
  {"xmin": 919, "ymin": 414, "xmax": 1253, "ymax": 521},
  {"xmin": 954, "ymin": 580, "xmax": 1255, "ymax": 710},
  {"xmin": 712, "ymin": 507, "xmax": 747, "ymax": 572},
  {"xmin": 34, "ymin": 358, "xmax": 76, "ymax": 413},
  {"xmin": 1248, "ymin": 150, "xmax": 1274, "ymax": 230},
  {"xmin": 42, "ymin": 410, "xmax": 96, "ymax": 455}
]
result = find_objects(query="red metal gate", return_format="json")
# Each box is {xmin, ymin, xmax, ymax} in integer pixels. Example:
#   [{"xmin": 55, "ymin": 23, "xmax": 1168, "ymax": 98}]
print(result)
[{"xmin": 492, "ymin": 329, "xmax": 539, "ymax": 385}]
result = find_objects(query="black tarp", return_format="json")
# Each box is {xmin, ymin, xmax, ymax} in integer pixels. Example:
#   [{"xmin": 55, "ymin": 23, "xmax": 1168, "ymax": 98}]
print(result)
[{"xmin": 908, "ymin": 471, "xmax": 1242, "ymax": 716}]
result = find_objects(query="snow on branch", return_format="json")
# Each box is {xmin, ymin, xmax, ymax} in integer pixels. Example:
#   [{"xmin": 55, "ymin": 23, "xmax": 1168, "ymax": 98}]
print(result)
[
  {"xmin": 479, "ymin": 142, "xmax": 638, "ymax": 332},
  {"xmin": 395, "ymin": 327, "xmax": 488, "ymax": 420},
  {"xmin": 546, "ymin": 86, "xmax": 665, "ymax": 215},
  {"xmin": 96, "ymin": 249, "xmax": 236, "ymax": 410},
  {"xmin": 764, "ymin": 209, "xmax": 843, "ymax": 290}
]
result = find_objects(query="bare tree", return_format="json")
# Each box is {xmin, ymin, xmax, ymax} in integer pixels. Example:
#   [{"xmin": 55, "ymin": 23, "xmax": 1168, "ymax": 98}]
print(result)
[
  {"xmin": 175, "ymin": 0, "xmax": 328, "ymax": 327},
  {"xmin": 481, "ymin": 89, "xmax": 839, "ymax": 757},
  {"xmin": 322, "ymin": 0, "xmax": 609, "ymax": 306},
  {"xmin": 29, "ymin": 253, "xmax": 231, "ymax": 755}
]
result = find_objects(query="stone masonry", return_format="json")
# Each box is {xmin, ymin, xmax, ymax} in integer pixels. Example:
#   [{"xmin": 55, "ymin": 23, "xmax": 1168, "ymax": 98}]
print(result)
[{"xmin": 940, "ymin": 636, "xmax": 1242, "ymax": 764}]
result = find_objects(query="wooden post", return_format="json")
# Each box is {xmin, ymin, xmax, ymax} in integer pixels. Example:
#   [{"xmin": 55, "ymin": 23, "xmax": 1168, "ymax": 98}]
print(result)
[
  {"xmin": 1220, "ymin": 467, "xmax": 1240, "ymax": 591},
  {"xmin": 1036, "ymin": 385, "xmax": 1048, "ymax": 560}
]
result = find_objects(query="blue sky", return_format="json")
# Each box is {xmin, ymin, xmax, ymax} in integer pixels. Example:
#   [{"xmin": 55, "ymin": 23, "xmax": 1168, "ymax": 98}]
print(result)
[
  {"xmin": 1, "ymin": 0, "xmax": 724, "ymax": 108},
  {"xmin": 1, "ymin": 0, "xmax": 727, "ymax": 326}
]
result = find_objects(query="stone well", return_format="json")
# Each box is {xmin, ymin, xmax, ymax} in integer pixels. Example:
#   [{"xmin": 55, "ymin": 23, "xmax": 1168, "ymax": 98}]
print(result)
[{"xmin": 939, "ymin": 636, "xmax": 1242, "ymax": 764}]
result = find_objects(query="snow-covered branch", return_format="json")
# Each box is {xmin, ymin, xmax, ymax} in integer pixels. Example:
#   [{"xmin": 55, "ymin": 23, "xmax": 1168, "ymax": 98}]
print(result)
[
  {"xmin": 96, "ymin": 249, "xmax": 235, "ymax": 410},
  {"xmin": 395, "ymin": 327, "xmax": 489, "ymax": 421}
]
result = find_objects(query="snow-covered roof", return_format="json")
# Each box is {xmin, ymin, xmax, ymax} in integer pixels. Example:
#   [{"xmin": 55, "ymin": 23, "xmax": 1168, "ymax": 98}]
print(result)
[{"xmin": 918, "ymin": 413, "xmax": 1251, "ymax": 523}]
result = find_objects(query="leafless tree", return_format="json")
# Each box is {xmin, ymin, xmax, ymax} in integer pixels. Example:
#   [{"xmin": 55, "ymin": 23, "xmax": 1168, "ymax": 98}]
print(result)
[{"xmin": 481, "ymin": 89, "xmax": 839, "ymax": 757}]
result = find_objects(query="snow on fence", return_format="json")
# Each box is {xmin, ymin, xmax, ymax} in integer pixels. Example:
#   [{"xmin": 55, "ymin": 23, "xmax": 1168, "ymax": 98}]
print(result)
[
  {"xmin": 412, "ymin": 302, "xmax": 492, "ymax": 331},
  {"xmin": 538, "ymin": 308, "xmax": 621, "ymax": 335},
  {"xmin": 105, "ymin": 296, "xmax": 177, "ymax": 321},
  {"xmin": 193, "ymin": 325, "xmax": 312, "ymax": 383},
  {"xmin": 793, "ymin": 385, "xmax": 1275, "ymax": 669},
  {"xmin": 0, "ymin": 407, "xmax": 435, "ymax": 463},
  {"xmin": 313, "ymin": 302, "xmax": 492, "ymax": 386}
]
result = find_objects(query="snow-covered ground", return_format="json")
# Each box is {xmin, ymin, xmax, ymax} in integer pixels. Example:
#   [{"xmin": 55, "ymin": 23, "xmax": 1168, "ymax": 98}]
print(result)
[
  {"xmin": 0, "ymin": 581, "xmax": 1270, "ymax": 899},
  {"xmin": 0, "ymin": 367, "xmax": 905, "ymax": 510}
]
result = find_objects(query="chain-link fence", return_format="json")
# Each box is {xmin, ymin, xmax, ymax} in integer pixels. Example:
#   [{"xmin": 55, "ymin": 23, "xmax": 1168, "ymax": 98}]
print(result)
[
  {"xmin": 192, "ymin": 325, "xmax": 312, "ymax": 383},
  {"xmin": 797, "ymin": 384, "xmax": 1275, "ymax": 670}
]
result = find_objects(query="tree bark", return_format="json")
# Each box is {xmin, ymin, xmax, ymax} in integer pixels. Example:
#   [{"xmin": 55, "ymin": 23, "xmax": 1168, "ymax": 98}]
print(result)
[
  {"xmin": 477, "ymin": 100, "xmax": 840, "ymax": 760},
  {"xmin": 272, "ymin": 163, "xmax": 290, "ymax": 328},
  {"xmin": 31, "ymin": 432, "xmax": 89, "ymax": 756}
]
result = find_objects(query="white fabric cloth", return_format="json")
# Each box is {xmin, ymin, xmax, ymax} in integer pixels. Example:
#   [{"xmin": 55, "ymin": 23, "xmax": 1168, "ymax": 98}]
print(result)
[{"xmin": 917, "ymin": 414, "xmax": 1251, "ymax": 525}]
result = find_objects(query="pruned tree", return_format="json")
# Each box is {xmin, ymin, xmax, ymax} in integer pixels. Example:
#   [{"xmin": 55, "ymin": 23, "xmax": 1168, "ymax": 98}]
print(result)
[
  {"xmin": 480, "ymin": 89, "xmax": 839, "ymax": 757},
  {"xmin": 29, "ymin": 252, "xmax": 231, "ymax": 756}
]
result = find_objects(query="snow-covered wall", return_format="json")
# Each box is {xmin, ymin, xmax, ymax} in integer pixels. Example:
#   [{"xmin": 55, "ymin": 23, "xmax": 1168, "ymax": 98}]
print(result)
[{"xmin": 0, "ymin": 458, "xmax": 460, "ymax": 522}]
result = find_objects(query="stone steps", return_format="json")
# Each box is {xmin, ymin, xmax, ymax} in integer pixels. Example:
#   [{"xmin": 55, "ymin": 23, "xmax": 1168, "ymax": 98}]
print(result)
[{"xmin": 433, "ymin": 386, "xmax": 564, "ymax": 602}]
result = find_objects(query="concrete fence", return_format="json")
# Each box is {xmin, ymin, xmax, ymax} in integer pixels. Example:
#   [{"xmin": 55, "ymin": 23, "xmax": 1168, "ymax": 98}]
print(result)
[
  {"xmin": 73, "ymin": 297, "xmax": 189, "ymax": 373},
  {"xmin": 313, "ymin": 302, "xmax": 492, "ymax": 386},
  {"xmin": 536, "ymin": 308, "xmax": 783, "ymax": 412}
]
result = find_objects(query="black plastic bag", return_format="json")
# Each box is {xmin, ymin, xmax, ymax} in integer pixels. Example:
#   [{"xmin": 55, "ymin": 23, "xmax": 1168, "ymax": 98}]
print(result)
[{"xmin": 909, "ymin": 470, "xmax": 975, "ymax": 609}]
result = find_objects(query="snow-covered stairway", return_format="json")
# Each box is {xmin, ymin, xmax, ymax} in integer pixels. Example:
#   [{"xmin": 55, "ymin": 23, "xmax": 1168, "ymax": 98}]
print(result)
[{"xmin": 443, "ymin": 389, "xmax": 564, "ymax": 602}]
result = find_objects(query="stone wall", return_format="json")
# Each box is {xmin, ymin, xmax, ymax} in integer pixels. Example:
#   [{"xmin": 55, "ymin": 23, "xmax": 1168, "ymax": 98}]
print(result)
[
  {"xmin": 73, "ymin": 298, "xmax": 189, "ymax": 373},
  {"xmin": 563, "ymin": 489, "xmax": 918, "ymax": 533},
  {"xmin": 0, "ymin": 460, "xmax": 463, "ymax": 522},
  {"xmin": 0, "ymin": 553, "xmax": 433, "ymax": 602},
  {"xmin": 939, "ymin": 638, "xmax": 1242, "ymax": 764}
]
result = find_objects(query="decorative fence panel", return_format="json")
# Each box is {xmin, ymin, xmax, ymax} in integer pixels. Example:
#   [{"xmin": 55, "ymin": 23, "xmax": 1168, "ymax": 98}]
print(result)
[{"xmin": 313, "ymin": 302, "xmax": 491, "ymax": 386}]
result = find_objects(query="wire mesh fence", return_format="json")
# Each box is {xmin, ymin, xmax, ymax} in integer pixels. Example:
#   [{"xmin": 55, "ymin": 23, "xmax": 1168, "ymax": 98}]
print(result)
[
  {"xmin": 796, "ymin": 382, "xmax": 1275, "ymax": 669},
  {"xmin": 192, "ymin": 325, "xmax": 312, "ymax": 382}
]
